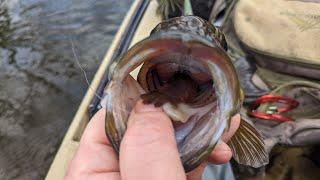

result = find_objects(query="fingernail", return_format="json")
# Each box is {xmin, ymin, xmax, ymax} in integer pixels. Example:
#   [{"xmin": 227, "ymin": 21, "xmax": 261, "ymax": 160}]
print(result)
[
  {"xmin": 215, "ymin": 140, "xmax": 231, "ymax": 151},
  {"xmin": 134, "ymin": 100, "xmax": 162, "ymax": 113},
  {"xmin": 128, "ymin": 100, "xmax": 165, "ymax": 128}
]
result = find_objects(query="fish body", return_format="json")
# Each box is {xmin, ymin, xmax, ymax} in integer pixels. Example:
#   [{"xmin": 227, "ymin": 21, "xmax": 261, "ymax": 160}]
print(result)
[{"xmin": 105, "ymin": 16, "xmax": 268, "ymax": 172}]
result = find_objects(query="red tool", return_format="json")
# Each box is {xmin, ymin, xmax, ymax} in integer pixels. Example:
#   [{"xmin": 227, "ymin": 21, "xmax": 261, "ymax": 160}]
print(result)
[{"xmin": 248, "ymin": 94, "xmax": 299, "ymax": 123}]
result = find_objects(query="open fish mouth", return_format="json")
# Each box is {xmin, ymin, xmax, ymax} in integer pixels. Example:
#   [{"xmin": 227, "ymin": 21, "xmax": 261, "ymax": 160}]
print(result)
[
  {"xmin": 137, "ymin": 42, "xmax": 217, "ymax": 107},
  {"xmin": 104, "ymin": 16, "xmax": 246, "ymax": 172},
  {"xmin": 136, "ymin": 41, "xmax": 222, "ymax": 155}
]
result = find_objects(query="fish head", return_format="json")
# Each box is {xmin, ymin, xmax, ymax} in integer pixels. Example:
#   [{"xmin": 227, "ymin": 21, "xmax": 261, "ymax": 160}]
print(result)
[{"xmin": 105, "ymin": 16, "xmax": 242, "ymax": 172}]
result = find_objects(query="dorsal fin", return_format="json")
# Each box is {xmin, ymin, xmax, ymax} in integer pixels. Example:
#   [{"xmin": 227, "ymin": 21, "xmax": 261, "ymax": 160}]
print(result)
[
  {"xmin": 213, "ymin": 26, "xmax": 228, "ymax": 50},
  {"xmin": 156, "ymin": 0, "xmax": 183, "ymax": 19}
]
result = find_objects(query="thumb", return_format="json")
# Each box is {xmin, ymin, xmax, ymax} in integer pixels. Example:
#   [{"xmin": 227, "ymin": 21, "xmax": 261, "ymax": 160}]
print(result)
[{"xmin": 120, "ymin": 100, "xmax": 186, "ymax": 180}]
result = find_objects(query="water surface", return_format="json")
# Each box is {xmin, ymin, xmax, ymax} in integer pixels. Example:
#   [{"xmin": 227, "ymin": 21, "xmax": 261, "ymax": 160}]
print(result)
[{"xmin": 0, "ymin": 0, "xmax": 132, "ymax": 179}]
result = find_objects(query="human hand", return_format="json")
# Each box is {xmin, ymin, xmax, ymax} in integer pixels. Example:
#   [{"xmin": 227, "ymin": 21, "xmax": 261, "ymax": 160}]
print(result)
[{"xmin": 65, "ymin": 100, "xmax": 240, "ymax": 180}]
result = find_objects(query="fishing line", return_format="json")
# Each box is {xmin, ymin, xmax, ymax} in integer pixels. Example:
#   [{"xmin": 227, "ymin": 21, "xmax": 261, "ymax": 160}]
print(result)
[
  {"xmin": 66, "ymin": 0, "xmax": 113, "ymax": 101},
  {"xmin": 69, "ymin": 37, "xmax": 102, "ymax": 100}
]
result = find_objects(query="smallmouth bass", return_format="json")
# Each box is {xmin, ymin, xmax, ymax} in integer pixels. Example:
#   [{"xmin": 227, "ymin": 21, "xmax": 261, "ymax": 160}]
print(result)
[{"xmin": 104, "ymin": 16, "xmax": 268, "ymax": 172}]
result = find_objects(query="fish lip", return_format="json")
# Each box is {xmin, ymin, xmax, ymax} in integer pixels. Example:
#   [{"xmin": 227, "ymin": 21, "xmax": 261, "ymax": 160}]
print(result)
[
  {"xmin": 134, "ymin": 38, "xmax": 226, "ymax": 86},
  {"xmin": 111, "ymin": 37, "xmax": 226, "ymax": 82}
]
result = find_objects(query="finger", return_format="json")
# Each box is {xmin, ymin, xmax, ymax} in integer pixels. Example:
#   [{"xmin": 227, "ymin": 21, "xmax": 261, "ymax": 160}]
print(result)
[
  {"xmin": 206, "ymin": 115, "xmax": 240, "ymax": 165},
  {"xmin": 207, "ymin": 140, "xmax": 232, "ymax": 164},
  {"xmin": 186, "ymin": 162, "xmax": 207, "ymax": 180},
  {"xmin": 120, "ymin": 100, "xmax": 185, "ymax": 180},
  {"xmin": 81, "ymin": 109, "xmax": 109, "ymax": 145},
  {"xmin": 65, "ymin": 109, "xmax": 120, "ymax": 179},
  {"xmin": 222, "ymin": 114, "xmax": 241, "ymax": 142}
]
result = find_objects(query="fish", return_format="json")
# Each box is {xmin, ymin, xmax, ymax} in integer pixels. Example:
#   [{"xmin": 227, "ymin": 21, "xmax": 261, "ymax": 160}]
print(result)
[{"xmin": 104, "ymin": 16, "xmax": 268, "ymax": 172}]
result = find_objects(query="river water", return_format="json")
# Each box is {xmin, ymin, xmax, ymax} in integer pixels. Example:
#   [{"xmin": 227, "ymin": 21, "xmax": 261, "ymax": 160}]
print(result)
[{"xmin": 0, "ymin": 0, "xmax": 132, "ymax": 179}]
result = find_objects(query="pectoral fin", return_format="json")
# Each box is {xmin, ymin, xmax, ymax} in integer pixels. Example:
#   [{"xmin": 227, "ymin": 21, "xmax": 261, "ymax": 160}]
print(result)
[{"xmin": 227, "ymin": 119, "xmax": 269, "ymax": 168}]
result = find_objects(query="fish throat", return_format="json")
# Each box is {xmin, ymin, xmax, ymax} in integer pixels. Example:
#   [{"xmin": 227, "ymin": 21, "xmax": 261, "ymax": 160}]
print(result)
[{"xmin": 138, "ymin": 53, "xmax": 216, "ymax": 111}]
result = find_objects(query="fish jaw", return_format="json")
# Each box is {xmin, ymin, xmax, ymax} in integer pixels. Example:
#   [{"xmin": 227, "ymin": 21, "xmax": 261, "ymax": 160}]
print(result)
[{"xmin": 105, "ymin": 75, "xmax": 145, "ymax": 153}]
